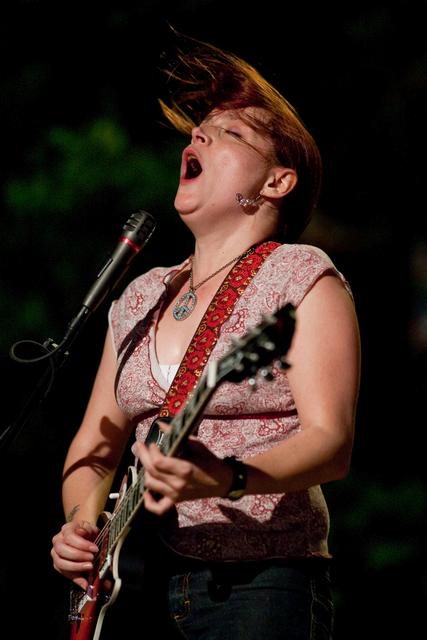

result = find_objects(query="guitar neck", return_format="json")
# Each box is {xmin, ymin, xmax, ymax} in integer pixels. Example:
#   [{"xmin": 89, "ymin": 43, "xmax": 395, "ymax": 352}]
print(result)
[
  {"xmin": 161, "ymin": 360, "xmax": 218, "ymax": 458},
  {"xmin": 104, "ymin": 362, "xmax": 218, "ymax": 554}
]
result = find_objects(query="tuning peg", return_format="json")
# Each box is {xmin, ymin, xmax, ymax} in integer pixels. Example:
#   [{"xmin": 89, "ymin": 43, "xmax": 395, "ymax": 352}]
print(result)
[
  {"xmin": 260, "ymin": 338, "xmax": 275, "ymax": 352},
  {"xmin": 259, "ymin": 367, "xmax": 275, "ymax": 381},
  {"xmin": 278, "ymin": 357, "xmax": 290, "ymax": 370},
  {"xmin": 248, "ymin": 377, "xmax": 257, "ymax": 392}
]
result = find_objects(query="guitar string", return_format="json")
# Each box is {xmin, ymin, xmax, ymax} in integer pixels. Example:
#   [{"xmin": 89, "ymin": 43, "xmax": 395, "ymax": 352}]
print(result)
[
  {"xmin": 90, "ymin": 413, "xmax": 190, "ymax": 563},
  {"xmin": 88, "ymin": 466, "xmax": 145, "ymax": 564},
  {"xmin": 90, "ymin": 431, "xmax": 172, "ymax": 557},
  {"xmin": 96, "ymin": 466, "xmax": 146, "ymax": 545}
]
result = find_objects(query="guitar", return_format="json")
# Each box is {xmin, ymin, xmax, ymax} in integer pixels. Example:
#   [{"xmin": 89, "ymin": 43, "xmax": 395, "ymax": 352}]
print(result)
[{"xmin": 68, "ymin": 302, "xmax": 296, "ymax": 640}]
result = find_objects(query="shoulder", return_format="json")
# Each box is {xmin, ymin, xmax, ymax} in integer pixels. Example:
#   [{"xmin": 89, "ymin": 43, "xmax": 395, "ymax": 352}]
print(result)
[
  {"xmin": 271, "ymin": 242, "xmax": 336, "ymax": 268},
  {"xmin": 265, "ymin": 243, "xmax": 352, "ymax": 307}
]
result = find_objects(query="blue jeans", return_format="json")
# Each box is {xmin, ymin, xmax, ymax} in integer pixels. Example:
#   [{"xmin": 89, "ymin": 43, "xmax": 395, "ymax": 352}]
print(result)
[
  {"xmin": 101, "ymin": 549, "xmax": 333, "ymax": 640},
  {"xmin": 145, "ymin": 550, "xmax": 334, "ymax": 640}
]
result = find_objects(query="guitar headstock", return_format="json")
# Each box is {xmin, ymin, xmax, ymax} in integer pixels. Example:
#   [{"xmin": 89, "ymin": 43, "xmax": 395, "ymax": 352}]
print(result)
[{"xmin": 214, "ymin": 303, "xmax": 296, "ymax": 386}]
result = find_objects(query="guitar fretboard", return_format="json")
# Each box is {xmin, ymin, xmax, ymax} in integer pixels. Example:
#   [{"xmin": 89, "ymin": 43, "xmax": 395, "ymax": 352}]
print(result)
[{"xmin": 105, "ymin": 366, "xmax": 218, "ymax": 554}]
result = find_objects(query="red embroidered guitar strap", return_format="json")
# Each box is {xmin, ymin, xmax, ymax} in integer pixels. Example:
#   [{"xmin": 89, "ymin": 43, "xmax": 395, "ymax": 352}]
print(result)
[{"xmin": 158, "ymin": 240, "xmax": 280, "ymax": 419}]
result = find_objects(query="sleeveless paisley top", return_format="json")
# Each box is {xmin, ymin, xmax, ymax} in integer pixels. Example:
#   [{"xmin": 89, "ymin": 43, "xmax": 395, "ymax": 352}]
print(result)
[{"xmin": 109, "ymin": 243, "xmax": 352, "ymax": 562}]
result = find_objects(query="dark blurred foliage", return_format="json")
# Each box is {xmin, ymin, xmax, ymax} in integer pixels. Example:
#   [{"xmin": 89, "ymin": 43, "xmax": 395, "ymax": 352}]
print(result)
[{"xmin": 0, "ymin": 1, "xmax": 426, "ymax": 638}]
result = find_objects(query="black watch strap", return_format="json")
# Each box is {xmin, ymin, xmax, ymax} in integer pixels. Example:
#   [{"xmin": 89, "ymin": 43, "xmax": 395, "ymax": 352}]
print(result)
[{"xmin": 223, "ymin": 456, "xmax": 247, "ymax": 500}]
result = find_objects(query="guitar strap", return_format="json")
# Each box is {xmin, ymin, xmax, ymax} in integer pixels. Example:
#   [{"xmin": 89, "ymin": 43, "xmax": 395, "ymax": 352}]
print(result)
[{"xmin": 154, "ymin": 240, "xmax": 280, "ymax": 425}]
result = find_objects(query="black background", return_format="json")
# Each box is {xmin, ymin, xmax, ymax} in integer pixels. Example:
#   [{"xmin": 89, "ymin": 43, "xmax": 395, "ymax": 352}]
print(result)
[{"xmin": 1, "ymin": 2, "xmax": 426, "ymax": 638}]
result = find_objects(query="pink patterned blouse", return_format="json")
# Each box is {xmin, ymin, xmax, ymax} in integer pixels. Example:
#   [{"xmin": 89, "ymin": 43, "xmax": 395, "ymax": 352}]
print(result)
[{"xmin": 109, "ymin": 243, "xmax": 352, "ymax": 562}]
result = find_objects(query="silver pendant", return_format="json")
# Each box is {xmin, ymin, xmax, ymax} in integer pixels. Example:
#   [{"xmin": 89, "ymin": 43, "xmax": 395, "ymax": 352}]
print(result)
[{"xmin": 173, "ymin": 290, "xmax": 197, "ymax": 321}]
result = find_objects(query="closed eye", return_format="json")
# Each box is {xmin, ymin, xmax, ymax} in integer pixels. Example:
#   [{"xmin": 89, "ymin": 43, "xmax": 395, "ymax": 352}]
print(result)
[{"xmin": 226, "ymin": 129, "xmax": 243, "ymax": 138}]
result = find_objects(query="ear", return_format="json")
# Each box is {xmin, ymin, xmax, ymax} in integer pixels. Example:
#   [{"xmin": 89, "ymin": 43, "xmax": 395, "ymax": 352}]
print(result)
[{"xmin": 260, "ymin": 167, "xmax": 297, "ymax": 201}]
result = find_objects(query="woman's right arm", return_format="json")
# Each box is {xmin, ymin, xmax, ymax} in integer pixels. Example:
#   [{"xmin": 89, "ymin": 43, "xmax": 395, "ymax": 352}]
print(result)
[{"xmin": 51, "ymin": 327, "xmax": 133, "ymax": 588}]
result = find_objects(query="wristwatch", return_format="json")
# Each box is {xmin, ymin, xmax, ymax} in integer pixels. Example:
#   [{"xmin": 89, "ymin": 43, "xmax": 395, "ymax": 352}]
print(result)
[{"xmin": 223, "ymin": 456, "xmax": 247, "ymax": 500}]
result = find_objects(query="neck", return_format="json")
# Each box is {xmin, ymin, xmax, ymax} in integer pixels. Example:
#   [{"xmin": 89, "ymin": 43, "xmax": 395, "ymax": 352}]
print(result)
[
  {"xmin": 191, "ymin": 227, "xmax": 273, "ymax": 281},
  {"xmin": 178, "ymin": 199, "xmax": 281, "ymax": 279}
]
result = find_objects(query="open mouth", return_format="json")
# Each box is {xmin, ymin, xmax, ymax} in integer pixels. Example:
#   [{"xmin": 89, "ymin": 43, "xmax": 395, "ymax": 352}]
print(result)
[{"xmin": 184, "ymin": 154, "xmax": 203, "ymax": 179}]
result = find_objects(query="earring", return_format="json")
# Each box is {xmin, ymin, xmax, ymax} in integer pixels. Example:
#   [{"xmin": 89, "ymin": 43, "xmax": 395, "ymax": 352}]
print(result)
[{"xmin": 236, "ymin": 193, "xmax": 262, "ymax": 210}]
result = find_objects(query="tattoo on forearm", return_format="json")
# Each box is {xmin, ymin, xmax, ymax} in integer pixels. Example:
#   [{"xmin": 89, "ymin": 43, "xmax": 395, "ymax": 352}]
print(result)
[{"xmin": 66, "ymin": 505, "xmax": 80, "ymax": 522}]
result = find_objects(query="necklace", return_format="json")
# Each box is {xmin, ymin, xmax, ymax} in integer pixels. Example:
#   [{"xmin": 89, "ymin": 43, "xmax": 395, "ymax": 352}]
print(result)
[{"xmin": 172, "ymin": 247, "xmax": 253, "ymax": 321}]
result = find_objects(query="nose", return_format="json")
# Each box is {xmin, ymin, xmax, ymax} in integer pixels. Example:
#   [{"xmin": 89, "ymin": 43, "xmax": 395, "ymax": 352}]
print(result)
[{"xmin": 191, "ymin": 125, "xmax": 211, "ymax": 145}]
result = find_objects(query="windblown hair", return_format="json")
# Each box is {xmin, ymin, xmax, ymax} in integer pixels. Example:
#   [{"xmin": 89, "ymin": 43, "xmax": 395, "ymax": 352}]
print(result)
[{"xmin": 159, "ymin": 34, "xmax": 322, "ymax": 241}]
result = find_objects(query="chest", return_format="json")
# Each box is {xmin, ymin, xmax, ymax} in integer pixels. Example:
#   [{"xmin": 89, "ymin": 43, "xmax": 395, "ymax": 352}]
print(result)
[{"xmin": 155, "ymin": 272, "xmax": 229, "ymax": 365}]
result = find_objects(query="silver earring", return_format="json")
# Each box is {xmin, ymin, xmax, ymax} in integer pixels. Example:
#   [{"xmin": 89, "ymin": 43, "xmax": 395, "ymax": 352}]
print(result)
[{"xmin": 236, "ymin": 193, "xmax": 262, "ymax": 209}]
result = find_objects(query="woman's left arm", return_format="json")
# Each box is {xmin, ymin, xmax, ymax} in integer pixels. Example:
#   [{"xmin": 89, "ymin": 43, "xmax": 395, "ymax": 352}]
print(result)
[
  {"xmin": 245, "ymin": 272, "xmax": 361, "ymax": 493},
  {"xmin": 137, "ymin": 273, "xmax": 361, "ymax": 512}
]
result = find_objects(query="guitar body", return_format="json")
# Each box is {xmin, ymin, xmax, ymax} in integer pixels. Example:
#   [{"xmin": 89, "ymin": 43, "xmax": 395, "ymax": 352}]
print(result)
[
  {"xmin": 69, "ymin": 468, "xmax": 147, "ymax": 640},
  {"xmin": 69, "ymin": 563, "xmax": 115, "ymax": 640}
]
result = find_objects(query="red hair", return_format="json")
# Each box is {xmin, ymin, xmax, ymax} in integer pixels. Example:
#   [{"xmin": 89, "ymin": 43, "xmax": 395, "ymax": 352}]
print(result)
[{"xmin": 159, "ymin": 34, "xmax": 322, "ymax": 241}]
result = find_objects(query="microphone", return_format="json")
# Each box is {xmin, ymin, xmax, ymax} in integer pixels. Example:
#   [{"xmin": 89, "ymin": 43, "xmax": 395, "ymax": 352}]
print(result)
[
  {"xmin": 63, "ymin": 210, "xmax": 156, "ymax": 344},
  {"xmin": 82, "ymin": 210, "xmax": 156, "ymax": 312}
]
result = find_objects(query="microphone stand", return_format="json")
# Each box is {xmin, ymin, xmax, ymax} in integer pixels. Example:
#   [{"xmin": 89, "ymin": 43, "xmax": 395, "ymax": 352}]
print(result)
[
  {"xmin": 0, "ymin": 307, "xmax": 91, "ymax": 458},
  {"xmin": 0, "ymin": 209, "xmax": 156, "ymax": 460}
]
